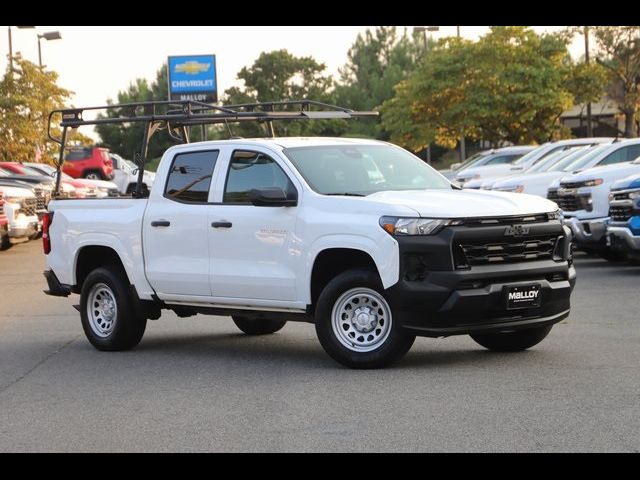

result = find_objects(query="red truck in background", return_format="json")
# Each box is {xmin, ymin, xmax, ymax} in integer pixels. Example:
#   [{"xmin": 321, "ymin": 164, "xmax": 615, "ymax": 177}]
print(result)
[
  {"xmin": 0, "ymin": 190, "xmax": 9, "ymax": 249},
  {"xmin": 62, "ymin": 147, "xmax": 114, "ymax": 180}
]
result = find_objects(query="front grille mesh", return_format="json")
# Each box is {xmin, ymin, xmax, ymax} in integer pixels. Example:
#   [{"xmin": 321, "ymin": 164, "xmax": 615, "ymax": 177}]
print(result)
[
  {"xmin": 555, "ymin": 195, "xmax": 581, "ymax": 212},
  {"xmin": 456, "ymin": 235, "xmax": 560, "ymax": 268},
  {"xmin": 547, "ymin": 188, "xmax": 560, "ymax": 203},
  {"xmin": 20, "ymin": 197, "xmax": 37, "ymax": 217},
  {"xmin": 609, "ymin": 205, "xmax": 633, "ymax": 222}
]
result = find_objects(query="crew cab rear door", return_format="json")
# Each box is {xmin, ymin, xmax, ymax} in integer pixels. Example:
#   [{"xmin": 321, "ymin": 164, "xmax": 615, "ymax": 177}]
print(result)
[{"xmin": 142, "ymin": 148, "xmax": 220, "ymax": 297}]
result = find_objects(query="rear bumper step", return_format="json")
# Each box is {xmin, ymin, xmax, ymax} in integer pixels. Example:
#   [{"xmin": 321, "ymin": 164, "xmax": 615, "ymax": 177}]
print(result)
[{"xmin": 43, "ymin": 269, "xmax": 72, "ymax": 297}]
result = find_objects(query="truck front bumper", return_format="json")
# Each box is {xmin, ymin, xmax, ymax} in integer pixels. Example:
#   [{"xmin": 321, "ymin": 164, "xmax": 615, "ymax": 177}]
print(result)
[
  {"xmin": 388, "ymin": 261, "xmax": 575, "ymax": 337},
  {"xmin": 9, "ymin": 221, "xmax": 39, "ymax": 239},
  {"xmin": 564, "ymin": 216, "xmax": 608, "ymax": 248},
  {"xmin": 386, "ymin": 222, "xmax": 575, "ymax": 337},
  {"xmin": 606, "ymin": 225, "xmax": 640, "ymax": 252}
]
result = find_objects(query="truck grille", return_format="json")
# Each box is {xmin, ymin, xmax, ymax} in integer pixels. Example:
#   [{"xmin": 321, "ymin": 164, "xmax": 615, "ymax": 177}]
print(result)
[
  {"xmin": 460, "ymin": 213, "xmax": 549, "ymax": 227},
  {"xmin": 558, "ymin": 181, "xmax": 583, "ymax": 189},
  {"xmin": 547, "ymin": 188, "xmax": 560, "ymax": 203},
  {"xmin": 456, "ymin": 235, "xmax": 560, "ymax": 268},
  {"xmin": 611, "ymin": 191, "xmax": 631, "ymax": 201},
  {"xmin": 555, "ymin": 194, "xmax": 581, "ymax": 212},
  {"xmin": 20, "ymin": 197, "xmax": 37, "ymax": 217},
  {"xmin": 609, "ymin": 205, "xmax": 633, "ymax": 222},
  {"xmin": 33, "ymin": 187, "xmax": 50, "ymax": 210}
]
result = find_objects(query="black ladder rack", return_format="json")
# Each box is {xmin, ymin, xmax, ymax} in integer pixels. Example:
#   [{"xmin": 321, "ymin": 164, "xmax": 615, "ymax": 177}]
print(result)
[{"xmin": 47, "ymin": 99, "xmax": 377, "ymax": 198}]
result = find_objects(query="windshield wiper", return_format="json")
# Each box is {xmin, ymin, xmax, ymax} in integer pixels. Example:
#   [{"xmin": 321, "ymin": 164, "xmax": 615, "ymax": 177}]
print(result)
[{"xmin": 324, "ymin": 192, "xmax": 367, "ymax": 197}]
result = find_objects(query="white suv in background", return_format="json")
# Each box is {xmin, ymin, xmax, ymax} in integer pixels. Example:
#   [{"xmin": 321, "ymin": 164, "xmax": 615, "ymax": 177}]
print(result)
[{"xmin": 110, "ymin": 154, "xmax": 156, "ymax": 195}]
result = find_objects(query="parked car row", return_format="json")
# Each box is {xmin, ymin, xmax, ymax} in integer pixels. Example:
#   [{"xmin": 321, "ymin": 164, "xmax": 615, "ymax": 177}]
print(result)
[
  {"xmin": 442, "ymin": 137, "xmax": 640, "ymax": 262},
  {"xmin": 0, "ymin": 150, "xmax": 154, "ymax": 249}
]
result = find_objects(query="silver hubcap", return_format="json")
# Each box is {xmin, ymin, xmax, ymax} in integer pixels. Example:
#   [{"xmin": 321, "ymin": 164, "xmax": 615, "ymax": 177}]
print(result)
[
  {"xmin": 87, "ymin": 283, "xmax": 117, "ymax": 337},
  {"xmin": 331, "ymin": 288, "xmax": 392, "ymax": 352},
  {"xmin": 86, "ymin": 173, "xmax": 99, "ymax": 179}
]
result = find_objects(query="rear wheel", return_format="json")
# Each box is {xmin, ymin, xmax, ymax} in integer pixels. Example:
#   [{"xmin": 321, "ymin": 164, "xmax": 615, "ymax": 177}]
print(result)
[
  {"xmin": 0, "ymin": 234, "xmax": 10, "ymax": 250},
  {"xmin": 80, "ymin": 266, "xmax": 146, "ymax": 351},
  {"xmin": 232, "ymin": 316, "xmax": 287, "ymax": 335},
  {"xmin": 470, "ymin": 325, "xmax": 552, "ymax": 352},
  {"xmin": 315, "ymin": 269, "xmax": 415, "ymax": 369}
]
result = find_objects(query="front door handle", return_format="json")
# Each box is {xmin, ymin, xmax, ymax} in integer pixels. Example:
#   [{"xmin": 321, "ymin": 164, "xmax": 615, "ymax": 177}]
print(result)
[
  {"xmin": 211, "ymin": 221, "xmax": 233, "ymax": 229},
  {"xmin": 151, "ymin": 220, "xmax": 171, "ymax": 227}
]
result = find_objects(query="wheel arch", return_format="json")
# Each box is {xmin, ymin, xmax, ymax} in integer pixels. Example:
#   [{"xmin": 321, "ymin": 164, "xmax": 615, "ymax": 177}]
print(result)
[{"xmin": 306, "ymin": 234, "xmax": 399, "ymax": 308}]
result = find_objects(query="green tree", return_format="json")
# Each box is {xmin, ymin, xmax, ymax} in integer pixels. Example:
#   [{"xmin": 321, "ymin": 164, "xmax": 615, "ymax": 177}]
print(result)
[
  {"xmin": 591, "ymin": 26, "xmax": 640, "ymax": 137},
  {"xmin": 334, "ymin": 26, "xmax": 421, "ymax": 139},
  {"xmin": 223, "ymin": 49, "xmax": 341, "ymax": 137},
  {"xmin": 95, "ymin": 65, "xmax": 182, "ymax": 161},
  {"xmin": 0, "ymin": 55, "xmax": 76, "ymax": 163},
  {"xmin": 381, "ymin": 27, "xmax": 586, "ymax": 151}
]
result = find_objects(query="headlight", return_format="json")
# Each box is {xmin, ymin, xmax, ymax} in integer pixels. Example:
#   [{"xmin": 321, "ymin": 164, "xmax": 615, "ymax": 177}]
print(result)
[
  {"xmin": 629, "ymin": 191, "xmax": 640, "ymax": 200},
  {"xmin": 3, "ymin": 196, "xmax": 23, "ymax": 204},
  {"xmin": 582, "ymin": 178, "xmax": 603, "ymax": 187},
  {"xmin": 547, "ymin": 210, "xmax": 563, "ymax": 222},
  {"xmin": 495, "ymin": 185, "xmax": 524, "ymax": 193},
  {"xmin": 379, "ymin": 216, "xmax": 461, "ymax": 236}
]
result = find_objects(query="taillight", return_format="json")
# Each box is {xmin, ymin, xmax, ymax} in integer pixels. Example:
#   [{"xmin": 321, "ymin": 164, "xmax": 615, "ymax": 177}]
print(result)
[{"xmin": 42, "ymin": 211, "xmax": 54, "ymax": 254}]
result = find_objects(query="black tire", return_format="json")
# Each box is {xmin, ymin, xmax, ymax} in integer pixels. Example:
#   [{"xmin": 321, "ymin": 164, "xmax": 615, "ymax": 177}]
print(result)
[
  {"xmin": 470, "ymin": 325, "xmax": 553, "ymax": 352},
  {"xmin": 232, "ymin": 316, "xmax": 287, "ymax": 335},
  {"xmin": 315, "ymin": 269, "xmax": 415, "ymax": 369},
  {"xmin": 83, "ymin": 170, "xmax": 104, "ymax": 180},
  {"xmin": 80, "ymin": 266, "xmax": 147, "ymax": 351},
  {"xmin": 0, "ymin": 234, "xmax": 11, "ymax": 250}
]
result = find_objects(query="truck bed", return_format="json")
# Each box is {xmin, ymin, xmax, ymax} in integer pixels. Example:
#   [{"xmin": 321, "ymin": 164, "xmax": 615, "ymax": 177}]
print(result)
[{"xmin": 47, "ymin": 198, "xmax": 155, "ymax": 299}]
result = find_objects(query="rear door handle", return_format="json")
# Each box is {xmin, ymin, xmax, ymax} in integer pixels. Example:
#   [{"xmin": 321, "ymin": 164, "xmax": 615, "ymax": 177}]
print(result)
[
  {"xmin": 211, "ymin": 221, "xmax": 232, "ymax": 229},
  {"xmin": 151, "ymin": 220, "xmax": 171, "ymax": 227}
]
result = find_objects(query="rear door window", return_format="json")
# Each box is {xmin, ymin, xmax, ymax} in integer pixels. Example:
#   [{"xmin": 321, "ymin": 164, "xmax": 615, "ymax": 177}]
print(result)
[{"xmin": 164, "ymin": 150, "xmax": 219, "ymax": 203}]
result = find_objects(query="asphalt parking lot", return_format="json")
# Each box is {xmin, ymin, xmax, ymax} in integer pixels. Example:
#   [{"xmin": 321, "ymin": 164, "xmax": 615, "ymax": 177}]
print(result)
[{"xmin": 0, "ymin": 240, "xmax": 639, "ymax": 452}]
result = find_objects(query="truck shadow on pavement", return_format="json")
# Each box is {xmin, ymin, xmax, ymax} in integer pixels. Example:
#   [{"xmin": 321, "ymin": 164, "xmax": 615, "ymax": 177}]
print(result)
[{"xmin": 127, "ymin": 330, "xmax": 542, "ymax": 370}]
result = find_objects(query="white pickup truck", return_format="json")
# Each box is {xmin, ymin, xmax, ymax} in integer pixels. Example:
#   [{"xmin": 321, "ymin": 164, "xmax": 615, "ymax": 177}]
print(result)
[
  {"xmin": 43, "ymin": 100, "xmax": 576, "ymax": 368},
  {"xmin": 43, "ymin": 136, "xmax": 577, "ymax": 368}
]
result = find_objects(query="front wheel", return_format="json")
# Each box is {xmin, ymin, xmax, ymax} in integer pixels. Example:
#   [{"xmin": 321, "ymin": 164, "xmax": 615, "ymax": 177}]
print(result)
[
  {"xmin": 80, "ymin": 266, "xmax": 147, "ymax": 351},
  {"xmin": 232, "ymin": 316, "xmax": 286, "ymax": 335},
  {"xmin": 470, "ymin": 325, "xmax": 553, "ymax": 352},
  {"xmin": 315, "ymin": 269, "xmax": 415, "ymax": 369}
]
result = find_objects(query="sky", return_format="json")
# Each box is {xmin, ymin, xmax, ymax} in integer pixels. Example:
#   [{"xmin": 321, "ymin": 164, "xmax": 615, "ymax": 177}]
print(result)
[{"xmin": 2, "ymin": 26, "xmax": 587, "ymax": 138}]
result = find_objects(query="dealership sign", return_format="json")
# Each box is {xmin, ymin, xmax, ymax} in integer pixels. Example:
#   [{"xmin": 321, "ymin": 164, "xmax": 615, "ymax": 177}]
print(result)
[{"xmin": 168, "ymin": 55, "xmax": 217, "ymax": 103}]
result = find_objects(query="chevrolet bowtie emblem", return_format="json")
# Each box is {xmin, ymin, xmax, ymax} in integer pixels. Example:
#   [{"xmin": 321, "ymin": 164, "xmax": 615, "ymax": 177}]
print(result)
[
  {"xmin": 175, "ymin": 61, "xmax": 211, "ymax": 75},
  {"xmin": 504, "ymin": 225, "xmax": 530, "ymax": 237}
]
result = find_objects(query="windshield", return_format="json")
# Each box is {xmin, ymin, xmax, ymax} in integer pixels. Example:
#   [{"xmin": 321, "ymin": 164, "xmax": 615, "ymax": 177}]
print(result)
[
  {"xmin": 526, "ymin": 147, "xmax": 586, "ymax": 173},
  {"xmin": 457, "ymin": 152, "xmax": 489, "ymax": 170},
  {"xmin": 284, "ymin": 144, "xmax": 451, "ymax": 195},
  {"xmin": 558, "ymin": 144, "xmax": 612, "ymax": 172},
  {"xmin": 512, "ymin": 145, "xmax": 548, "ymax": 165}
]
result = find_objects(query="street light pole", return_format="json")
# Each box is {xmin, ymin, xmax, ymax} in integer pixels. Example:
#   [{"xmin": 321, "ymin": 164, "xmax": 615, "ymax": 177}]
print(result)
[
  {"xmin": 457, "ymin": 26, "xmax": 466, "ymax": 162},
  {"xmin": 7, "ymin": 26, "xmax": 35, "ymax": 72},
  {"xmin": 584, "ymin": 26, "xmax": 593, "ymax": 137},
  {"xmin": 37, "ymin": 31, "xmax": 62, "ymax": 68}
]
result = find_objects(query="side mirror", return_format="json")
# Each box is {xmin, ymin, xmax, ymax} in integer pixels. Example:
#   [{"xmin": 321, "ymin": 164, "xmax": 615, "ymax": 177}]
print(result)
[{"xmin": 249, "ymin": 187, "xmax": 297, "ymax": 207}]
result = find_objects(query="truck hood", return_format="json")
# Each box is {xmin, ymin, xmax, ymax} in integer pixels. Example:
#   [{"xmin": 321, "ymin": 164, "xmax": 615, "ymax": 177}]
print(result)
[
  {"xmin": 456, "ymin": 164, "xmax": 513, "ymax": 181},
  {"xmin": 561, "ymin": 161, "xmax": 640, "ymax": 184},
  {"xmin": 611, "ymin": 173, "xmax": 640, "ymax": 191},
  {"xmin": 367, "ymin": 189, "xmax": 557, "ymax": 218},
  {"xmin": 492, "ymin": 171, "xmax": 563, "ymax": 189},
  {"xmin": 81, "ymin": 179, "xmax": 119, "ymax": 190}
]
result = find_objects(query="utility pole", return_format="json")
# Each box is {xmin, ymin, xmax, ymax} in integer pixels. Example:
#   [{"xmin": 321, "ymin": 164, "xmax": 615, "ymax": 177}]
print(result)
[
  {"xmin": 457, "ymin": 26, "xmax": 466, "ymax": 161},
  {"xmin": 584, "ymin": 26, "xmax": 593, "ymax": 137}
]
